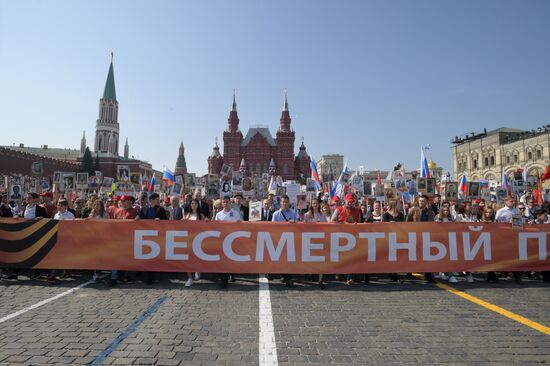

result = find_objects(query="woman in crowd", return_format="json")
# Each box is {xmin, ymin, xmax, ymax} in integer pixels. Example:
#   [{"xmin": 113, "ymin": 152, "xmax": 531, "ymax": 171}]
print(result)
[
  {"xmin": 454, "ymin": 201, "xmax": 478, "ymax": 222},
  {"xmin": 435, "ymin": 205, "xmax": 454, "ymax": 222},
  {"xmin": 479, "ymin": 206, "xmax": 499, "ymax": 282},
  {"xmin": 480, "ymin": 207, "xmax": 495, "ymax": 223},
  {"xmin": 382, "ymin": 200, "xmax": 404, "ymax": 282},
  {"xmin": 304, "ymin": 198, "xmax": 327, "ymax": 288},
  {"xmin": 359, "ymin": 201, "xmax": 369, "ymax": 222},
  {"xmin": 304, "ymin": 198, "xmax": 326, "ymax": 223},
  {"xmin": 365, "ymin": 201, "xmax": 383, "ymax": 223},
  {"xmin": 87, "ymin": 199, "xmax": 109, "ymax": 219},
  {"xmin": 382, "ymin": 200, "xmax": 404, "ymax": 222},
  {"xmin": 86, "ymin": 199, "xmax": 109, "ymax": 281},
  {"xmin": 182, "ymin": 199, "xmax": 207, "ymax": 287},
  {"xmin": 320, "ymin": 201, "xmax": 332, "ymax": 222}
]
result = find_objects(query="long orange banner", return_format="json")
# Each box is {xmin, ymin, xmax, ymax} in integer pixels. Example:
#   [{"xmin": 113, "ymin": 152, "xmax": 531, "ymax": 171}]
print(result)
[{"xmin": 1, "ymin": 219, "xmax": 549, "ymax": 273}]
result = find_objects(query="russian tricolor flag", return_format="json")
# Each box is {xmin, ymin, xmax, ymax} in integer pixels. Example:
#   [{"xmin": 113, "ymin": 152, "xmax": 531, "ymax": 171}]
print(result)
[
  {"xmin": 310, "ymin": 157, "xmax": 322, "ymax": 191},
  {"xmin": 458, "ymin": 174, "xmax": 467, "ymax": 198},
  {"xmin": 148, "ymin": 176, "xmax": 156, "ymax": 193},
  {"xmin": 162, "ymin": 167, "xmax": 175, "ymax": 186},
  {"xmin": 420, "ymin": 145, "xmax": 430, "ymax": 178},
  {"xmin": 502, "ymin": 171, "xmax": 511, "ymax": 194}
]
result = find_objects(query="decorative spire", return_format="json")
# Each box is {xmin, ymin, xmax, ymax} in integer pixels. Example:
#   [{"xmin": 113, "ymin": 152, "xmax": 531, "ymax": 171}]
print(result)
[
  {"xmin": 228, "ymin": 90, "xmax": 239, "ymax": 133},
  {"xmin": 231, "ymin": 89, "xmax": 237, "ymax": 112},
  {"xmin": 210, "ymin": 138, "xmax": 221, "ymax": 158},
  {"xmin": 297, "ymin": 137, "xmax": 308, "ymax": 158},
  {"xmin": 268, "ymin": 157, "xmax": 277, "ymax": 175},
  {"xmin": 123, "ymin": 137, "xmax": 129, "ymax": 158},
  {"xmin": 102, "ymin": 53, "xmax": 117, "ymax": 101},
  {"xmin": 279, "ymin": 88, "xmax": 291, "ymax": 132},
  {"xmin": 175, "ymin": 140, "xmax": 187, "ymax": 174},
  {"xmin": 80, "ymin": 131, "xmax": 86, "ymax": 155},
  {"xmin": 239, "ymin": 157, "xmax": 247, "ymax": 174}
]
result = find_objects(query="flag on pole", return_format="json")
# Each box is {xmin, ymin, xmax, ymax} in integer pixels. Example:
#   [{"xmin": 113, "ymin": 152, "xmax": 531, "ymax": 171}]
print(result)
[
  {"xmin": 149, "ymin": 176, "xmax": 156, "ymax": 193},
  {"xmin": 162, "ymin": 167, "xmax": 175, "ymax": 186},
  {"xmin": 268, "ymin": 175, "xmax": 277, "ymax": 192},
  {"xmin": 377, "ymin": 170, "xmax": 382, "ymax": 185},
  {"xmin": 420, "ymin": 145, "xmax": 430, "ymax": 178},
  {"xmin": 332, "ymin": 161, "xmax": 349, "ymax": 199},
  {"xmin": 502, "ymin": 171, "xmax": 511, "ymax": 194},
  {"xmin": 458, "ymin": 174, "xmax": 467, "ymax": 198},
  {"xmin": 310, "ymin": 157, "xmax": 322, "ymax": 191}
]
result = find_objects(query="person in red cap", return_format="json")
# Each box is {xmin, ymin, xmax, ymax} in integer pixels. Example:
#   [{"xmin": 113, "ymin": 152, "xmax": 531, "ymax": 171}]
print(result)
[
  {"xmin": 331, "ymin": 193, "xmax": 361, "ymax": 223},
  {"xmin": 113, "ymin": 195, "xmax": 138, "ymax": 220},
  {"xmin": 331, "ymin": 193, "xmax": 364, "ymax": 285},
  {"xmin": 39, "ymin": 191, "xmax": 57, "ymax": 218}
]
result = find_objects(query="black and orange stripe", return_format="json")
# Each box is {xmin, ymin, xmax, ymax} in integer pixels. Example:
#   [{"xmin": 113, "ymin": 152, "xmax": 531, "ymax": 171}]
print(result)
[{"xmin": 0, "ymin": 219, "xmax": 59, "ymax": 268}]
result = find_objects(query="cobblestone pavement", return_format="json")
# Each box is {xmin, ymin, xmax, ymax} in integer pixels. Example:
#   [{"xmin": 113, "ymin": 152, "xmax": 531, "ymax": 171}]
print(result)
[{"xmin": 0, "ymin": 272, "xmax": 549, "ymax": 365}]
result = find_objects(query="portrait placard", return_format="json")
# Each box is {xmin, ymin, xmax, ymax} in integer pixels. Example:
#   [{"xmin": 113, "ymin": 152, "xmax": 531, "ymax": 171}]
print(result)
[
  {"xmin": 416, "ymin": 177, "xmax": 427, "ymax": 194},
  {"xmin": 232, "ymin": 172, "xmax": 243, "ymax": 192},
  {"xmin": 384, "ymin": 188, "xmax": 397, "ymax": 202},
  {"xmin": 248, "ymin": 201, "xmax": 261, "ymax": 222},
  {"xmin": 467, "ymin": 182, "xmax": 480, "ymax": 198},
  {"xmin": 61, "ymin": 173, "xmax": 75, "ymax": 192},
  {"xmin": 117, "ymin": 166, "xmax": 130, "ymax": 182},
  {"xmin": 53, "ymin": 171, "xmax": 62, "ymax": 184},
  {"xmin": 76, "ymin": 173, "xmax": 89, "ymax": 188},
  {"xmin": 426, "ymin": 178, "xmax": 436, "ymax": 196},
  {"xmin": 445, "ymin": 182, "xmax": 458, "ymax": 201}
]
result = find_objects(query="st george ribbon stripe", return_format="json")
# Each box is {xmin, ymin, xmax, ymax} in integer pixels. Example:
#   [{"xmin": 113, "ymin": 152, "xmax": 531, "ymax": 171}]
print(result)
[
  {"xmin": 90, "ymin": 296, "xmax": 168, "ymax": 365},
  {"xmin": 0, "ymin": 280, "xmax": 94, "ymax": 324},
  {"xmin": 259, "ymin": 274, "xmax": 279, "ymax": 366}
]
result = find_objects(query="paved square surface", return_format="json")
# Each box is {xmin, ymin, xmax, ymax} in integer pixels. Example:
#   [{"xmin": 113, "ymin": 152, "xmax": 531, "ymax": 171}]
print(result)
[{"xmin": 0, "ymin": 272, "xmax": 549, "ymax": 365}]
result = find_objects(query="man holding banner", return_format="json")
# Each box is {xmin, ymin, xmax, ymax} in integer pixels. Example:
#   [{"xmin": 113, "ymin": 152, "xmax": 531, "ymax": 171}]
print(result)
[
  {"xmin": 272, "ymin": 194, "xmax": 299, "ymax": 287},
  {"xmin": 214, "ymin": 195, "xmax": 242, "ymax": 288}
]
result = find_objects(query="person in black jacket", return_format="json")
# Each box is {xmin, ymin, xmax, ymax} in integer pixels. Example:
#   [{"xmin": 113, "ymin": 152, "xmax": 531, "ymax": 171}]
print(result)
[
  {"xmin": 138, "ymin": 193, "xmax": 167, "ymax": 284},
  {"xmin": 139, "ymin": 193, "xmax": 168, "ymax": 220},
  {"xmin": 234, "ymin": 193, "xmax": 249, "ymax": 221},
  {"xmin": 0, "ymin": 194, "xmax": 13, "ymax": 217},
  {"xmin": 20, "ymin": 192, "xmax": 48, "ymax": 219},
  {"xmin": 260, "ymin": 198, "xmax": 273, "ymax": 222}
]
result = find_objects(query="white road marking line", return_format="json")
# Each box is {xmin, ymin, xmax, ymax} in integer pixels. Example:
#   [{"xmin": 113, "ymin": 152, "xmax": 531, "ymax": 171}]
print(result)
[
  {"xmin": 0, "ymin": 280, "xmax": 94, "ymax": 324},
  {"xmin": 259, "ymin": 274, "xmax": 279, "ymax": 366}
]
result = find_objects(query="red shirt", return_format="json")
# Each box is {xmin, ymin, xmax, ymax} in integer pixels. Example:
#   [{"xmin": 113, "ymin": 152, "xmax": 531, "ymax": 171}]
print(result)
[
  {"xmin": 334, "ymin": 206, "xmax": 361, "ymax": 223},
  {"xmin": 113, "ymin": 207, "xmax": 138, "ymax": 220},
  {"xmin": 41, "ymin": 203, "xmax": 57, "ymax": 218}
]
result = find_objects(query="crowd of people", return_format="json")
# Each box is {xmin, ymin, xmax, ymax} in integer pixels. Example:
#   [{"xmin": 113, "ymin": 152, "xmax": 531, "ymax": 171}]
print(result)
[{"xmin": 1, "ymin": 187, "xmax": 549, "ymax": 288}]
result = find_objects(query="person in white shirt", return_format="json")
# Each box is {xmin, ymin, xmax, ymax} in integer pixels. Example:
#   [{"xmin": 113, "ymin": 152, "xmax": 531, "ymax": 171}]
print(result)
[
  {"xmin": 53, "ymin": 199, "xmax": 75, "ymax": 220},
  {"xmin": 494, "ymin": 196, "xmax": 523, "ymax": 283},
  {"xmin": 494, "ymin": 196, "xmax": 520, "ymax": 223},
  {"xmin": 21, "ymin": 192, "xmax": 48, "ymax": 219},
  {"xmin": 48, "ymin": 198, "xmax": 74, "ymax": 281},
  {"xmin": 214, "ymin": 196, "xmax": 241, "ymax": 222},
  {"xmin": 214, "ymin": 196, "xmax": 241, "ymax": 288}
]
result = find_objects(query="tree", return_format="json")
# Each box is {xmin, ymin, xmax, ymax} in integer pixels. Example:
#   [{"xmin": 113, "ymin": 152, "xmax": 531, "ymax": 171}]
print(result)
[
  {"xmin": 94, "ymin": 152, "xmax": 101, "ymax": 173},
  {"xmin": 80, "ymin": 147, "xmax": 95, "ymax": 176}
]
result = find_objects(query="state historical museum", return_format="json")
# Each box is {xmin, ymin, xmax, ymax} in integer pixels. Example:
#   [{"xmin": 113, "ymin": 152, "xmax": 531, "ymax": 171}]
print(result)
[{"xmin": 208, "ymin": 91, "xmax": 311, "ymax": 182}]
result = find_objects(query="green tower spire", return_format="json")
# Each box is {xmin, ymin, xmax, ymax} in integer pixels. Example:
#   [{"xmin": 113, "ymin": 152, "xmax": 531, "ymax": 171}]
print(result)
[{"xmin": 102, "ymin": 52, "xmax": 117, "ymax": 101}]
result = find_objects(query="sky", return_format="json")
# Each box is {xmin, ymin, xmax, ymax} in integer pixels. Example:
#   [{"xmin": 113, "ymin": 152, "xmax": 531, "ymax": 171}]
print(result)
[{"xmin": 1, "ymin": 0, "xmax": 549, "ymax": 177}]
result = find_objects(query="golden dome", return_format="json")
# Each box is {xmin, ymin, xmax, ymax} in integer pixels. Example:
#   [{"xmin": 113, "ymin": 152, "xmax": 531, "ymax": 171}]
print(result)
[{"xmin": 428, "ymin": 159, "xmax": 437, "ymax": 170}]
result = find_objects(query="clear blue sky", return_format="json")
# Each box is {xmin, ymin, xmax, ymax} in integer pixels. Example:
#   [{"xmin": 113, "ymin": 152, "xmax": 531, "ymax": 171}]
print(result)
[{"xmin": 1, "ymin": 0, "xmax": 549, "ymax": 177}]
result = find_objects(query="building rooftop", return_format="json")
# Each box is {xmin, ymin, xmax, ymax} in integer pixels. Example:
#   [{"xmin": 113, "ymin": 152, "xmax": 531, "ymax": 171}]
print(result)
[
  {"xmin": 1, "ymin": 145, "xmax": 81, "ymax": 161},
  {"xmin": 241, "ymin": 127, "xmax": 276, "ymax": 146}
]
